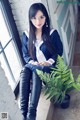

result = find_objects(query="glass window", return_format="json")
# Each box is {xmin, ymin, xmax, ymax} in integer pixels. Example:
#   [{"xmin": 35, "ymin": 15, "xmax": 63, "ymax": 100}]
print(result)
[
  {"xmin": 0, "ymin": 4, "xmax": 22, "ymax": 91},
  {"xmin": 0, "ymin": 9, "xmax": 11, "ymax": 47}
]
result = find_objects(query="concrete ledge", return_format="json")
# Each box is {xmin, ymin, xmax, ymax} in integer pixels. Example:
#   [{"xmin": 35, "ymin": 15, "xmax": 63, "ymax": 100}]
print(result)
[
  {"xmin": 46, "ymin": 102, "xmax": 54, "ymax": 120},
  {"xmin": 37, "ymin": 92, "xmax": 50, "ymax": 120},
  {"xmin": 51, "ymin": 90, "xmax": 80, "ymax": 120}
]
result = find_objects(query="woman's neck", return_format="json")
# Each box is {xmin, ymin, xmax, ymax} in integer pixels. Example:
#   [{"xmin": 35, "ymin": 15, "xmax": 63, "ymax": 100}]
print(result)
[
  {"xmin": 36, "ymin": 29, "xmax": 42, "ymax": 40},
  {"xmin": 36, "ymin": 28, "xmax": 42, "ymax": 34}
]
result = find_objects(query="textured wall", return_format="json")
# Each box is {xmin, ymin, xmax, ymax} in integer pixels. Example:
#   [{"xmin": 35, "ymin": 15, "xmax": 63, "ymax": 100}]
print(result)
[
  {"xmin": 0, "ymin": 63, "xmax": 22, "ymax": 120},
  {"xmin": 8, "ymin": 0, "xmax": 42, "ymax": 37}
]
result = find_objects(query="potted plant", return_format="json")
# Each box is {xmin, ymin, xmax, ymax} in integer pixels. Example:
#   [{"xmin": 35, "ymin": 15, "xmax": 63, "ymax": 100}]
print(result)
[{"xmin": 37, "ymin": 56, "xmax": 80, "ymax": 109}]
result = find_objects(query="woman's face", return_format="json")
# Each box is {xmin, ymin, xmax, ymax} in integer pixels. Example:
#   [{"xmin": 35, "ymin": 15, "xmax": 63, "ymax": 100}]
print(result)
[{"xmin": 31, "ymin": 10, "xmax": 46, "ymax": 30}]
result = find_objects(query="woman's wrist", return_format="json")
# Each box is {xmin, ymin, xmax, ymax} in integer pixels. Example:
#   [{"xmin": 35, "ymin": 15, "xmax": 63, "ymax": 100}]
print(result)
[
  {"xmin": 28, "ymin": 60, "xmax": 34, "ymax": 64},
  {"xmin": 47, "ymin": 58, "xmax": 55, "ymax": 65},
  {"xmin": 29, "ymin": 60, "xmax": 39, "ymax": 65}
]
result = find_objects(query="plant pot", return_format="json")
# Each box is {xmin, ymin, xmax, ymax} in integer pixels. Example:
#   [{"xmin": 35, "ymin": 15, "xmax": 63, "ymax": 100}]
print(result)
[
  {"xmin": 54, "ymin": 94, "xmax": 70, "ymax": 109},
  {"xmin": 61, "ymin": 94, "xmax": 70, "ymax": 109}
]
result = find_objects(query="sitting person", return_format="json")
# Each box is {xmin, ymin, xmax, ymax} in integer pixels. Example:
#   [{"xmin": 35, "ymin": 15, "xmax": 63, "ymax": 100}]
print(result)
[{"xmin": 19, "ymin": 3, "xmax": 63, "ymax": 120}]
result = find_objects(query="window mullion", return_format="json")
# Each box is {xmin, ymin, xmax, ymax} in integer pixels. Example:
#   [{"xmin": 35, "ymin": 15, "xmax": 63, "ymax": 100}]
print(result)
[{"xmin": 0, "ymin": 41, "xmax": 16, "ymax": 83}]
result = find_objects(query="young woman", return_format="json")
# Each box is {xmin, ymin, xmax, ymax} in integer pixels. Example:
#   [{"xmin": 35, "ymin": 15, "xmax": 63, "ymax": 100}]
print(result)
[{"xmin": 20, "ymin": 3, "xmax": 63, "ymax": 120}]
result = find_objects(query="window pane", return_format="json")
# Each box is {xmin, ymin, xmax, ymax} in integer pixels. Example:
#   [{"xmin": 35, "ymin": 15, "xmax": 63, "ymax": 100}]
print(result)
[
  {"xmin": 0, "ymin": 53, "xmax": 15, "ymax": 90},
  {"xmin": 0, "ymin": 4, "xmax": 23, "ymax": 91},
  {"xmin": 0, "ymin": 9, "xmax": 11, "ymax": 47},
  {"xmin": 4, "ymin": 40, "xmax": 22, "ymax": 82}
]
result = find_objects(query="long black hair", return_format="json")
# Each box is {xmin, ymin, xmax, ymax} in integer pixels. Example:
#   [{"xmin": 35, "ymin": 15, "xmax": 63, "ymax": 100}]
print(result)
[{"xmin": 28, "ymin": 3, "xmax": 55, "ymax": 59}]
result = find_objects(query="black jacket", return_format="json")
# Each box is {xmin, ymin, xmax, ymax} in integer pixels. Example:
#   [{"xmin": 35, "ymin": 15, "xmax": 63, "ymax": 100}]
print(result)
[{"xmin": 22, "ymin": 30, "xmax": 63, "ymax": 65}]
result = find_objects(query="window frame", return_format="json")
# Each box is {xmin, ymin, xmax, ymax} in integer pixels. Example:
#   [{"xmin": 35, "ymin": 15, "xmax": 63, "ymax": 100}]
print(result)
[{"xmin": 0, "ymin": 0, "xmax": 25, "ymax": 98}]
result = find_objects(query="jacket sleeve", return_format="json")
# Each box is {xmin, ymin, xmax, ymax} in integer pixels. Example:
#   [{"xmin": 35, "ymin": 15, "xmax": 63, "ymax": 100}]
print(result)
[
  {"xmin": 21, "ymin": 32, "xmax": 33, "ymax": 63},
  {"xmin": 50, "ymin": 30, "xmax": 63, "ymax": 61}
]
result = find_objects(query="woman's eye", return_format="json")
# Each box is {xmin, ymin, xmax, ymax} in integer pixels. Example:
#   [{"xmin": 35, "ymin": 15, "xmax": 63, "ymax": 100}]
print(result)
[
  {"xmin": 33, "ymin": 17, "xmax": 36, "ymax": 19},
  {"xmin": 32, "ymin": 17, "xmax": 36, "ymax": 20},
  {"xmin": 40, "ymin": 16, "xmax": 44, "ymax": 19},
  {"xmin": 31, "ymin": 15, "xmax": 45, "ymax": 20}
]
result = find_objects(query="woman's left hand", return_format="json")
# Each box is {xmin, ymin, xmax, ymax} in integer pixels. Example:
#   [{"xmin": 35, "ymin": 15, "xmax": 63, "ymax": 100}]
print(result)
[{"xmin": 39, "ymin": 61, "xmax": 51, "ymax": 66}]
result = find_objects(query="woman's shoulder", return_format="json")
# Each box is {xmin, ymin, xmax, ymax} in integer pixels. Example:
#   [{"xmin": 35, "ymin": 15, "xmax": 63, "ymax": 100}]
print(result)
[
  {"xmin": 50, "ymin": 29, "xmax": 60, "ymax": 40},
  {"xmin": 22, "ymin": 30, "xmax": 29, "ymax": 44},
  {"xmin": 23, "ymin": 30, "xmax": 29, "ymax": 38},
  {"xmin": 50, "ymin": 28, "xmax": 58, "ymax": 36}
]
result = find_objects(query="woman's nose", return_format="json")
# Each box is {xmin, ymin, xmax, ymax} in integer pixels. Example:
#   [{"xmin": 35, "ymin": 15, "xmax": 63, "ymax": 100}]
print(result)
[{"xmin": 36, "ymin": 19, "xmax": 41, "ymax": 24}]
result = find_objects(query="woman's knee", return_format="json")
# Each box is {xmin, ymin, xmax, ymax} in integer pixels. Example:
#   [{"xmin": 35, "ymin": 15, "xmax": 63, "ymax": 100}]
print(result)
[
  {"xmin": 20, "ymin": 66, "xmax": 31, "ymax": 76},
  {"xmin": 32, "ymin": 72, "xmax": 42, "ymax": 85},
  {"xmin": 19, "ymin": 66, "xmax": 32, "ymax": 84}
]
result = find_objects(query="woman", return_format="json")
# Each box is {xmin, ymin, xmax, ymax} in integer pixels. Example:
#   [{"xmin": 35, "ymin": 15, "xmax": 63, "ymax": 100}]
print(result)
[{"xmin": 20, "ymin": 3, "xmax": 63, "ymax": 120}]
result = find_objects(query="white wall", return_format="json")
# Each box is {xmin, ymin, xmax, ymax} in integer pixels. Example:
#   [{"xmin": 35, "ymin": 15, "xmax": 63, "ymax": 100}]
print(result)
[{"xmin": 8, "ymin": 0, "xmax": 42, "ymax": 37}]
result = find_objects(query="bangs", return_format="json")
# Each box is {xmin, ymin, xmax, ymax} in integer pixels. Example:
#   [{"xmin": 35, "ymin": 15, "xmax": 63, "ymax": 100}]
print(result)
[
  {"xmin": 29, "ymin": 8, "xmax": 39, "ymax": 19},
  {"xmin": 29, "ymin": 3, "xmax": 45, "ymax": 19}
]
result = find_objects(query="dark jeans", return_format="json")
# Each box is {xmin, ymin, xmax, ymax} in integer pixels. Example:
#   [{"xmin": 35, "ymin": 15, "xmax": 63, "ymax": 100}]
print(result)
[{"xmin": 20, "ymin": 66, "xmax": 42, "ymax": 120}]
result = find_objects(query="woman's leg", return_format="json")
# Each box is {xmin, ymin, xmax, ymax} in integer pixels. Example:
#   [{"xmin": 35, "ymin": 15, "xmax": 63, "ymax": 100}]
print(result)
[
  {"xmin": 27, "ymin": 72, "xmax": 42, "ymax": 120},
  {"xmin": 19, "ymin": 66, "xmax": 32, "ymax": 120}
]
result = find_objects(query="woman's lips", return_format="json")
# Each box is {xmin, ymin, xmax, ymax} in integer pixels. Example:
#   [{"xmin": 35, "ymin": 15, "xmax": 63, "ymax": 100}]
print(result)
[{"xmin": 37, "ymin": 24, "xmax": 41, "ymax": 26}]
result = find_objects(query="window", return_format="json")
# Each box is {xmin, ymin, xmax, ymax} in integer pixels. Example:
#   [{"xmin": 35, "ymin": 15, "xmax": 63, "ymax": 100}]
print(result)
[{"xmin": 0, "ymin": 1, "xmax": 23, "ymax": 92}]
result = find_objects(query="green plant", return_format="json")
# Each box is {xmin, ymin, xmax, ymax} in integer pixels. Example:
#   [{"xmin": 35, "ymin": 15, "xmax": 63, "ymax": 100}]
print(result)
[{"xmin": 37, "ymin": 56, "xmax": 80, "ymax": 104}]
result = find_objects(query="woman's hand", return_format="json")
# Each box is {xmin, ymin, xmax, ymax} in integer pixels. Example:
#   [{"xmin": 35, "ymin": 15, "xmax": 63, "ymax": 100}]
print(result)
[
  {"xmin": 31, "ymin": 61, "xmax": 39, "ymax": 65},
  {"xmin": 29, "ymin": 61, "xmax": 51, "ymax": 66},
  {"xmin": 39, "ymin": 61, "xmax": 51, "ymax": 66}
]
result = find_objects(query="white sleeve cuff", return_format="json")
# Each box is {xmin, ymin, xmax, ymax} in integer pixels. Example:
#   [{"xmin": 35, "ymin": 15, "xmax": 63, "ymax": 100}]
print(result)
[
  {"xmin": 47, "ymin": 58, "xmax": 55, "ymax": 65},
  {"xmin": 29, "ymin": 60, "xmax": 34, "ymax": 64}
]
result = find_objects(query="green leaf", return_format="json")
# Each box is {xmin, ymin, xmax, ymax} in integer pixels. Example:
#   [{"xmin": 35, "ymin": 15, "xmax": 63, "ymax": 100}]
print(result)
[
  {"xmin": 73, "ymin": 83, "xmax": 80, "ymax": 91},
  {"xmin": 36, "ymin": 55, "xmax": 80, "ymax": 104},
  {"xmin": 76, "ymin": 75, "xmax": 80, "ymax": 83}
]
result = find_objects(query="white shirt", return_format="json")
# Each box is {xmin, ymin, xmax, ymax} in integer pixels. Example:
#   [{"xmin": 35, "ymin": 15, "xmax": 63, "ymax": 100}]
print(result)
[
  {"xmin": 35, "ymin": 39, "xmax": 46, "ymax": 62},
  {"xmin": 24, "ymin": 29, "xmax": 55, "ymax": 65},
  {"xmin": 35, "ymin": 39, "xmax": 55, "ymax": 65}
]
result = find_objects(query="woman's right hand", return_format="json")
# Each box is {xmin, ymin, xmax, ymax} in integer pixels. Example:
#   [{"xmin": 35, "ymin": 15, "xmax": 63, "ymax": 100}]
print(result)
[
  {"xmin": 29, "ymin": 60, "xmax": 39, "ymax": 65},
  {"xmin": 32, "ymin": 61, "xmax": 39, "ymax": 65}
]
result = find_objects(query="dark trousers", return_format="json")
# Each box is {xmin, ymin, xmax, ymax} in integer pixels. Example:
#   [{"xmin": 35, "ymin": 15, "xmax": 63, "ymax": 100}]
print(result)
[{"xmin": 20, "ymin": 66, "xmax": 42, "ymax": 120}]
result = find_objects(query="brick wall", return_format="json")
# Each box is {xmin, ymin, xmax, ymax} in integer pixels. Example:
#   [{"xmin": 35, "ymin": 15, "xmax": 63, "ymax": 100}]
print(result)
[{"xmin": 8, "ymin": 0, "xmax": 42, "ymax": 38}]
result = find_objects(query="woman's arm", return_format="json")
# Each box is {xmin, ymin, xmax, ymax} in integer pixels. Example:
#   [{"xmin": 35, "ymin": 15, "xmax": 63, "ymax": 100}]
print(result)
[
  {"xmin": 39, "ymin": 30, "xmax": 63, "ymax": 66},
  {"xmin": 22, "ymin": 32, "xmax": 39, "ymax": 65},
  {"xmin": 48, "ymin": 30, "xmax": 63, "ymax": 62},
  {"xmin": 22, "ymin": 32, "xmax": 33, "ymax": 63}
]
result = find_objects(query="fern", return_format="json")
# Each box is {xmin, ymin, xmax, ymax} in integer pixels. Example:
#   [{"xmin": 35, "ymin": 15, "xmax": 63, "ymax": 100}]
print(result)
[{"xmin": 36, "ymin": 55, "xmax": 80, "ymax": 104}]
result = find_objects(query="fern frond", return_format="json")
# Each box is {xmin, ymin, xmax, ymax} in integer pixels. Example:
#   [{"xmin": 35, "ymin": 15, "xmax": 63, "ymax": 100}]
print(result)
[{"xmin": 36, "ymin": 55, "xmax": 80, "ymax": 104}]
